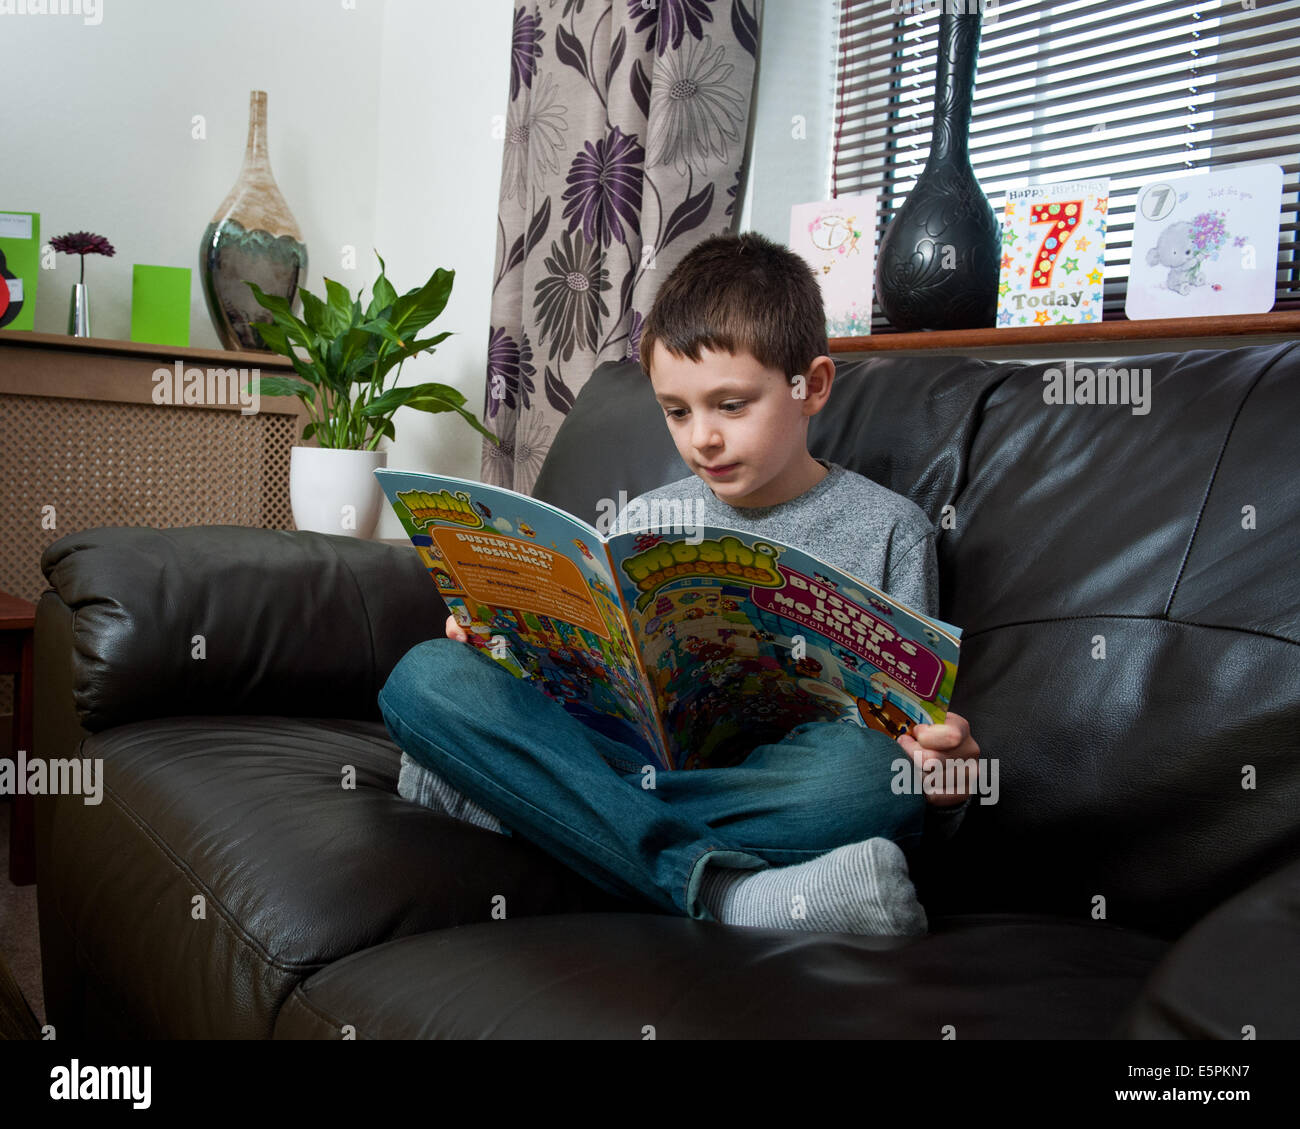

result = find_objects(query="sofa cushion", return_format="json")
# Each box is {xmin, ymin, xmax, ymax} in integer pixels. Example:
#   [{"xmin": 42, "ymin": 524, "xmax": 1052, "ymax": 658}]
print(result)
[
  {"xmin": 46, "ymin": 716, "xmax": 633, "ymax": 1038},
  {"xmin": 273, "ymin": 911, "xmax": 1168, "ymax": 1039}
]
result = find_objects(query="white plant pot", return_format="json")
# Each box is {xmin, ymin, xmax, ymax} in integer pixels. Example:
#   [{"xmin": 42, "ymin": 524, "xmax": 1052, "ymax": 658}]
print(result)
[{"xmin": 290, "ymin": 446, "xmax": 388, "ymax": 538}]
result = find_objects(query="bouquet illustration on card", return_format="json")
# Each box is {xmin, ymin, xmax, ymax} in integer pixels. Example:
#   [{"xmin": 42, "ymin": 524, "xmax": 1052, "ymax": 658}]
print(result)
[
  {"xmin": 996, "ymin": 179, "xmax": 1109, "ymax": 327},
  {"xmin": 1125, "ymin": 165, "xmax": 1282, "ymax": 320},
  {"xmin": 789, "ymin": 194, "xmax": 878, "ymax": 338}
]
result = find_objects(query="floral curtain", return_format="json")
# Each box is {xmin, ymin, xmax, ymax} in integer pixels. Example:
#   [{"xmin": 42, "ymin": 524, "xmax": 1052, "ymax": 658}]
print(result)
[{"xmin": 482, "ymin": 0, "xmax": 765, "ymax": 495}]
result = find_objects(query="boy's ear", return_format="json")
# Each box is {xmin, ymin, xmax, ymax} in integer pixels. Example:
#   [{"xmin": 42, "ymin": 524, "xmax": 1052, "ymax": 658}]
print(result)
[{"xmin": 805, "ymin": 355, "xmax": 835, "ymax": 401}]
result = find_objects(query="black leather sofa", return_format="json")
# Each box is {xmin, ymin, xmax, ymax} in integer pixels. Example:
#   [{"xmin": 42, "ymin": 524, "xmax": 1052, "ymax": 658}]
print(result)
[{"xmin": 33, "ymin": 342, "xmax": 1300, "ymax": 1039}]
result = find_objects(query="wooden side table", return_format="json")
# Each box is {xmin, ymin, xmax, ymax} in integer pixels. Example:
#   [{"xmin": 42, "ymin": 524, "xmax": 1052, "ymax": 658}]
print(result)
[{"xmin": 0, "ymin": 592, "xmax": 36, "ymax": 886}]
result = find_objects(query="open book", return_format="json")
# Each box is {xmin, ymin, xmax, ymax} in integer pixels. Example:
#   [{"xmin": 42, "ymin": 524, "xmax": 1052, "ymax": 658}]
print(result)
[{"xmin": 376, "ymin": 470, "xmax": 962, "ymax": 772}]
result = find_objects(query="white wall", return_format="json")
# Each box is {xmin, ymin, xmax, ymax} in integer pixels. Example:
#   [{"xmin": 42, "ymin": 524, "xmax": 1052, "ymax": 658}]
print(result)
[
  {"xmin": 741, "ymin": 0, "xmax": 838, "ymax": 243},
  {"xmin": 2, "ymin": 0, "xmax": 829, "ymax": 540},
  {"xmin": 370, "ymin": 0, "xmax": 513, "ymax": 534},
  {"xmin": 1, "ymin": 0, "xmax": 386, "ymax": 348}
]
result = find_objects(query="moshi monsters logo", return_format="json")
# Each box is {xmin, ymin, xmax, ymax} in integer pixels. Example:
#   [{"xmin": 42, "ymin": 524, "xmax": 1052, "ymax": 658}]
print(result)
[
  {"xmin": 396, "ymin": 489, "xmax": 484, "ymax": 530},
  {"xmin": 621, "ymin": 535, "xmax": 783, "ymax": 611}
]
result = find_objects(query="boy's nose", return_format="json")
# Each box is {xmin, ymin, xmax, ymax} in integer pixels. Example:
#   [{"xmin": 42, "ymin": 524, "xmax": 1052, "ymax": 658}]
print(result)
[{"xmin": 692, "ymin": 421, "xmax": 722, "ymax": 451}]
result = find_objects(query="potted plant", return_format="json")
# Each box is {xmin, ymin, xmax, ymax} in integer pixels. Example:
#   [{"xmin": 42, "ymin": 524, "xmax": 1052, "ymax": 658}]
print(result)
[{"xmin": 247, "ymin": 253, "xmax": 498, "ymax": 538}]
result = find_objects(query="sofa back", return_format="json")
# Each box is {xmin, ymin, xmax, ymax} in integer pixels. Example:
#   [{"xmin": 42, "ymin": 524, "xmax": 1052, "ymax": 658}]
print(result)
[{"xmin": 533, "ymin": 342, "xmax": 1300, "ymax": 937}]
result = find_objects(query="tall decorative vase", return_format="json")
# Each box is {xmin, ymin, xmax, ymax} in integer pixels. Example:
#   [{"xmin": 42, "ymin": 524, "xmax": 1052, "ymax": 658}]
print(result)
[
  {"xmin": 875, "ymin": 10, "xmax": 1000, "ymax": 332},
  {"xmin": 200, "ymin": 91, "xmax": 308, "ymax": 351}
]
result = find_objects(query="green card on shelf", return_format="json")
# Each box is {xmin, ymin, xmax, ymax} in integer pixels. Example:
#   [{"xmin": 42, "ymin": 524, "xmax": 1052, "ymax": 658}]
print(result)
[
  {"xmin": 0, "ymin": 211, "xmax": 40, "ymax": 332},
  {"xmin": 130, "ymin": 264, "xmax": 191, "ymax": 347}
]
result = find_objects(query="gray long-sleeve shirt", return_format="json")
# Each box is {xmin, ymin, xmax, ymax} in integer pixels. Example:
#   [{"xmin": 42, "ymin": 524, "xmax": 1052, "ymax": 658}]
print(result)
[{"xmin": 614, "ymin": 457, "xmax": 968, "ymax": 841}]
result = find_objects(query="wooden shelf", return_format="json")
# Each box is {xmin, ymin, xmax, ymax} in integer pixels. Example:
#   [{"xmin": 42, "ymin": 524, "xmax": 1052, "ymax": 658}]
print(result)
[
  {"xmin": 0, "ymin": 329, "xmax": 287, "ymax": 369},
  {"xmin": 0, "ymin": 328, "xmax": 301, "ymax": 414},
  {"xmin": 829, "ymin": 311, "xmax": 1300, "ymax": 353}
]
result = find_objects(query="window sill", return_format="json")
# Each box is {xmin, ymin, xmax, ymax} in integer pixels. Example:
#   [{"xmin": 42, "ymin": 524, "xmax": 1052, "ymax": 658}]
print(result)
[{"xmin": 828, "ymin": 311, "xmax": 1300, "ymax": 355}]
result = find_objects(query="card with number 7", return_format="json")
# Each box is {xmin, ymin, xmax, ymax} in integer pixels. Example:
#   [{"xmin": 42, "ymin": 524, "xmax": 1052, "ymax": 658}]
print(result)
[{"xmin": 996, "ymin": 178, "xmax": 1109, "ymax": 328}]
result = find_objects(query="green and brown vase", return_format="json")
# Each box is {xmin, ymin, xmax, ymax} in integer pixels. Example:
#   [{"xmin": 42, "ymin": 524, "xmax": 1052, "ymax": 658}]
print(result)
[{"xmin": 200, "ymin": 90, "xmax": 308, "ymax": 351}]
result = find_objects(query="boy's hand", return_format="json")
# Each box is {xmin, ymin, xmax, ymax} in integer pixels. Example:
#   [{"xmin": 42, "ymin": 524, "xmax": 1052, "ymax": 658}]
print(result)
[
  {"xmin": 896, "ymin": 711, "xmax": 979, "ymax": 807},
  {"xmin": 444, "ymin": 613, "xmax": 470, "ymax": 642}
]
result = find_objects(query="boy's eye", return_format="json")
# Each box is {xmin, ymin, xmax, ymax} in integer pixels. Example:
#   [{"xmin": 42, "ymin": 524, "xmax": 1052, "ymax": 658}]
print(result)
[{"xmin": 664, "ymin": 402, "xmax": 745, "ymax": 419}]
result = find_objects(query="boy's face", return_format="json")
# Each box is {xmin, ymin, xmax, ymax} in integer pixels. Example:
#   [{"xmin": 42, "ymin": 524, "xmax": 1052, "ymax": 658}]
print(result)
[{"xmin": 649, "ymin": 341, "xmax": 832, "ymax": 508}]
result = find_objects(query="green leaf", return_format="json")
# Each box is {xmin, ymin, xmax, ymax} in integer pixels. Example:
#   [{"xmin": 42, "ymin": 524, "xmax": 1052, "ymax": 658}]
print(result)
[
  {"xmin": 404, "ymin": 380, "xmax": 467, "ymax": 407},
  {"xmin": 247, "ymin": 283, "xmax": 312, "ymax": 350},
  {"xmin": 325, "ymin": 277, "xmax": 355, "ymax": 336},
  {"xmin": 359, "ymin": 383, "xmax": 498, "ymax": 446},
  {"xmin": 251, "ymin": 374, "xmax": 315, "ymax": 399},
  {"xmin": 288, "ymin": 355, "xmax": 323, "ymax": 389},
  {"xmin": 389, "ymin": 268, "xmax": 454, "ymax": 340},
  {"xmin": 367, "ymin": 330, "xmax": 455, "ymax": 386},
  {"xmin": 323, "ymin": 334, "xmax": 347, "ymax": 391},
  {"xmin": 252, "ymin": 321, "xmax": 292, "ymax": 356},
  {"xmin": 298, "ymin": 288, "xmax": 330, "ymax": 336},
  {"xmin": 404, "ymin": 394, "xmax": 501, "ymax": 445},
  {"xmin": 358, "ymin": 385, "xmax": 422, "ymax": 416},
  {"xmin": 357, "ymin": 318, "xmax": 409, "ymax": 351},
  {"xmin": 366, "ymin": 251, "xmax": 398, "ymax": 318},
  {"xmin": 302, "ymin": 421, "xmax": 318, "ymax": 441},
  {"xmin": 247, "ymin": 282, "xmax": 294, "ymax": 320}
]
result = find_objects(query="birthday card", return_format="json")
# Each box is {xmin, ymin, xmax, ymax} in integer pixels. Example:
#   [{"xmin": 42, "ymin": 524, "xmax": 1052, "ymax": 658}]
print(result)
[
  {"xmin": 1125, "ymin": 165, "xmax": 1282, "ymax": 320},
  {"xmin": 789, "ymin": 193, "xmax": 878, "ymax": 338},
  {"xmin": 996, "ymin": 179, "xmax": 1109, "ymax": 327},
  {"xmin": 0, "ymin": 211, "xmax": 39, "ymax": 331}
]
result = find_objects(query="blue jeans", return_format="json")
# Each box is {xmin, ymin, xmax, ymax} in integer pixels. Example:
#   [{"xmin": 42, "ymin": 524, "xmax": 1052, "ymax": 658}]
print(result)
[{"xmin": 378, "ymin": 638, "xmax": 926, "ymax": 921}]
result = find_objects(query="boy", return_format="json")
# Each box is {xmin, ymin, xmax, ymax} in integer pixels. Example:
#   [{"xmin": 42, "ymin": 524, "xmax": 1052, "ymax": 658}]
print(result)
[{"xmin": 379, "ymin": 231, "xmax": 980, "ymax": 936}]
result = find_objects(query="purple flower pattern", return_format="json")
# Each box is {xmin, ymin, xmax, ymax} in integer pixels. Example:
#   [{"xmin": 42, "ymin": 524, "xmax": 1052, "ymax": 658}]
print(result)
[{"xmin": 486, "ymin": 0, "xmax": 760, "ymax": 493}]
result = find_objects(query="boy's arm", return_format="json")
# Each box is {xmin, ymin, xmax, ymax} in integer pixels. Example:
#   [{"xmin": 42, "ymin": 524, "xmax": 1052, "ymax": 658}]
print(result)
[
  {"xmin": 884, "ymin": 528, "xmax": 940, "ymax": 620},
  {"xmin": 885, "ymin": 523, "xmax": 973, "ymax": 842}
]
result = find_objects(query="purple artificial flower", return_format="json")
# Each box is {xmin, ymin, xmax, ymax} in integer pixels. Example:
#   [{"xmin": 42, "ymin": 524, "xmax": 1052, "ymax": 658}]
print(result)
[{"xmin": 50, "ymin": 231, "xmax": 116, "ymax": 284}]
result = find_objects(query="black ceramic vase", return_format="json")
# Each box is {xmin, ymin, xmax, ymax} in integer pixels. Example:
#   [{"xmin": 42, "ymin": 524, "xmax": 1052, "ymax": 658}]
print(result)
[{"xmin": 875, "ymin": 10, "xmax": 1000, "ymax": 331}]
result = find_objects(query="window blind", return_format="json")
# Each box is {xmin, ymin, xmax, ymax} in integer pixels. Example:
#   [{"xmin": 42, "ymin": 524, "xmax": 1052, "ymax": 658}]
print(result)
[{"xmin": 832, "ymin": 0, "xmax": 1300, "ymax": 331}]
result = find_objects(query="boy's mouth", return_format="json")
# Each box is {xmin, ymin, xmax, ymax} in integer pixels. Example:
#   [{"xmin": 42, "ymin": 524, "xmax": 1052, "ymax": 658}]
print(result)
[{"xmin": 701, "ymin": 463, "xmax": 739, "ymax": 478}]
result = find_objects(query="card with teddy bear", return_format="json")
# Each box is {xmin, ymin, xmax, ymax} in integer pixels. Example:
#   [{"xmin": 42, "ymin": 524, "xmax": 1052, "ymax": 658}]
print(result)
[{"xmin": 1125, "ymin": 164, "xmax": 1282, "ymax": 321}]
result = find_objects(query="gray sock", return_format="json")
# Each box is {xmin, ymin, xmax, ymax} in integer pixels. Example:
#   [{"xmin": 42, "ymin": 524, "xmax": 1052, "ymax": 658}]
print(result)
[
  {"xmin": 698, "ymin": 839, "xmax": 928, "ymax": 936},
  {"xmin": 397, "ymin": 751, "xmax": 508, "ymax": 835}
]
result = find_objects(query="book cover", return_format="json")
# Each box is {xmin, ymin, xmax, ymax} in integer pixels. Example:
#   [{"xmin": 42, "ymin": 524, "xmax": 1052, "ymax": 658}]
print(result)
[
  {"xmin": 996, "ymin": 179, "xmax": 1109, "ymax": 327},
  {"xmin": 376, "ymin": 470, "xmax": 962, "ymax": 773}
]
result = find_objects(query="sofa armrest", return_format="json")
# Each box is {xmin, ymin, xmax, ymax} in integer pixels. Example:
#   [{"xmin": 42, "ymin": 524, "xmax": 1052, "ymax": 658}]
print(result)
[
  {"xmin": 1116, "ymin": 854, "xmax": 1300, "ymax": 1039},
  {"xmin": 39, "ymin": 525, "xmax": 443, "ymax": 731}
]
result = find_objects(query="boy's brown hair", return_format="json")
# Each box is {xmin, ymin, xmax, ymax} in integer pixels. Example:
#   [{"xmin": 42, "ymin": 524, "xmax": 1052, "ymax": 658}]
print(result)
[{"xmin": 637, "ymin": 231, "xmax": 828, "ymax": 383}]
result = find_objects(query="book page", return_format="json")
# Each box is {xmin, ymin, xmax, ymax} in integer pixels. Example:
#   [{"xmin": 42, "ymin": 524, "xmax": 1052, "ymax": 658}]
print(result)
[
  {"xmin": 376, "ymin": 470, "xmax": 665, "ymax": 767},
  {"xmin": 606, "ymin": 525, "xmax": 961, "ymax": 771}
]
